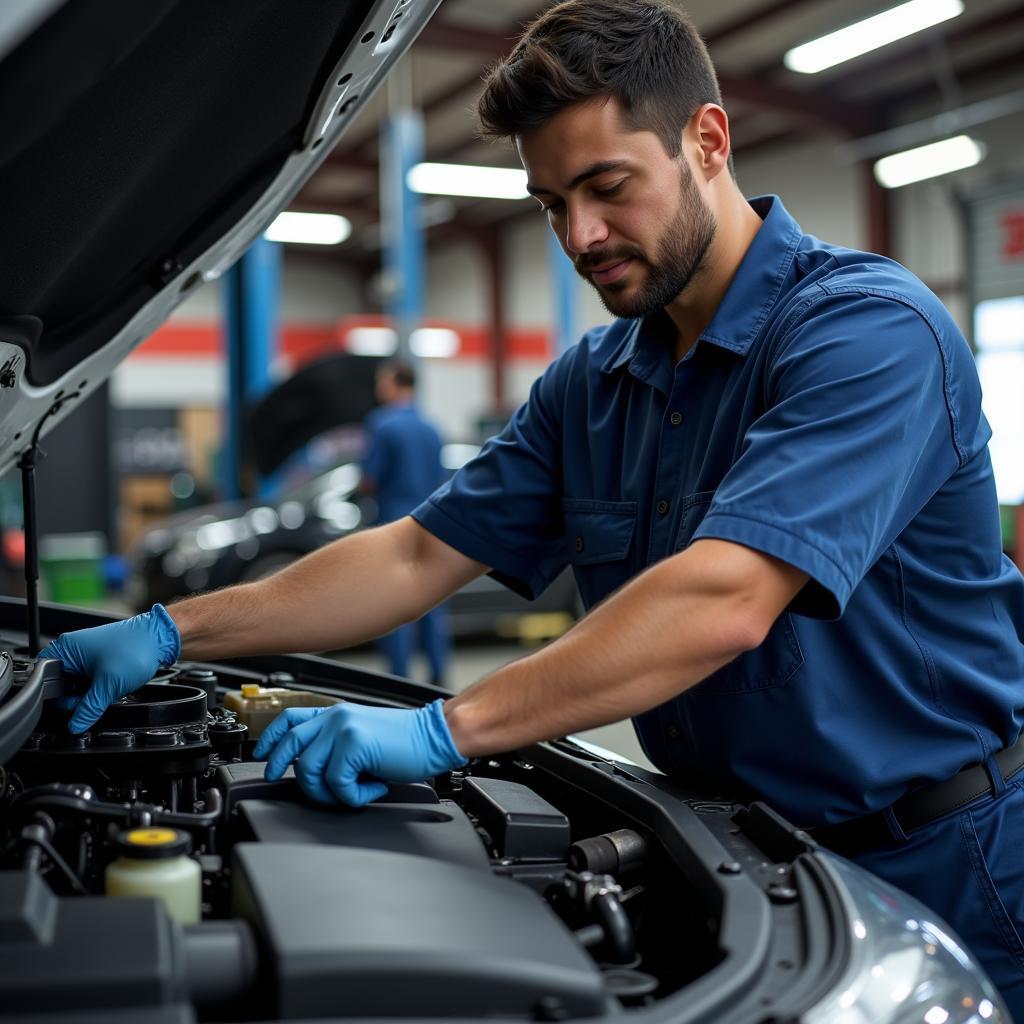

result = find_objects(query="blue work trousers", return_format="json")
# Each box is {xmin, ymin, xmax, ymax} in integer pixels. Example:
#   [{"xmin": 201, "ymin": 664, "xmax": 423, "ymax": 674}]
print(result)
[
  {"xmin": 377, "ymin": 605, "xmax": 450, "ymax": 684},
  {"xmin": 850, "ymin": 770, "xmax": 1024, "ymax": 1020}
]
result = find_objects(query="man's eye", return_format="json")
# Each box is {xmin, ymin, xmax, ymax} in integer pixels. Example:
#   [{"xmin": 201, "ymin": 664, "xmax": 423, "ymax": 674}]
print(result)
[
  {"xmin": 541, "ymin": 200, "xmax": 564, "ymax": 214},
  {"xmin": 594, "ymin": 181, "xmax": 625, "ymax": 198}
]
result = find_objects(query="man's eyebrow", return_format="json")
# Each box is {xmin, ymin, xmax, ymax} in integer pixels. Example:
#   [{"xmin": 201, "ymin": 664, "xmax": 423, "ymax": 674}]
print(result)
[{"xmin": 525, "ymin": 160, "xmax": 629, "ymax": 196}]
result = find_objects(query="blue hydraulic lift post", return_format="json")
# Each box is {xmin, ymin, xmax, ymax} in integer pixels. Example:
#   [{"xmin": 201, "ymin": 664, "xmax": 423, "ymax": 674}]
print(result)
[
  {"xmin": 548, "ymin": 229, "xmax": 578, "ymax": 355},
  {"xmin": 381, "ymin": 106, "xmax": 425, "ymax": 358},
  {"xmin": 221, "ymin": 235, "xmax": 282, "ymax": 500}
]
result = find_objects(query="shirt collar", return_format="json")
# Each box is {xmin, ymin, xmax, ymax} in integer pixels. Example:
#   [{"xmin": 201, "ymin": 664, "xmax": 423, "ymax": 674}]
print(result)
[{"xmin": 600, "ymin": 195, "xmax": 804, "ymax": 375}]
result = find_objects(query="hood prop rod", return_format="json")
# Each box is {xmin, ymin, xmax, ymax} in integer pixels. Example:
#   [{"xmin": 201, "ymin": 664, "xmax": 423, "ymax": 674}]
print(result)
[{"xmin": 18, "ymin": 399, "xmax": 72, "ymax": 656}]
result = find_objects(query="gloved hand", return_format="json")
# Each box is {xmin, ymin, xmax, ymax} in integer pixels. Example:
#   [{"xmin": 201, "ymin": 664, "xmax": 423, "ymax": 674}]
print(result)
[
  {"xmin": 254, "ymin": 699, "xmax": 467, "ymax": 807},
  {"xmin": 39, "ymin": 604, "xmax": 181, "ymax": 734}
]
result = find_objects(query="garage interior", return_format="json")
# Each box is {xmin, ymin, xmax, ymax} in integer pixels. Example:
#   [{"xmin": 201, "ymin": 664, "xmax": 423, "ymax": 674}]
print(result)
[{"xmin": 7, "ymin": 0, "xmax": 1024, "ymax": 771}]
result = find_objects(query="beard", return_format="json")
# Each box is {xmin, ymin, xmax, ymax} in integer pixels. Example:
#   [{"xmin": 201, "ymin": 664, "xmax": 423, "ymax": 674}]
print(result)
[{"xmin": 575, "ymin": 163, "xmax": 717, "ymax": 320}]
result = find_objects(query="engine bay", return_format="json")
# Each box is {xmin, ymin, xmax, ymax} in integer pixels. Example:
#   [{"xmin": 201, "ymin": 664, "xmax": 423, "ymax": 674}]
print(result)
[{"xmin": 0, "ymin": 611, "xmax": 839, "ymax": 1023}]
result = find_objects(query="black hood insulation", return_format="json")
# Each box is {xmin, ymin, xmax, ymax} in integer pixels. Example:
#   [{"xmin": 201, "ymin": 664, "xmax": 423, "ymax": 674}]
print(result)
[{"xmin": 0, "ymin": 0, "xmax": 374, "ymax": 386}]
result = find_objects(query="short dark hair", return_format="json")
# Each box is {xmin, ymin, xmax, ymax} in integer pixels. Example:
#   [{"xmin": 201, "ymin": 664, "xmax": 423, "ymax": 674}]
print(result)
[
  {"xmin": 478, "ymin": 0, "xmax": 722, "ymax": 159},
  {"xmin": 379, "ymin": 359, "xmax": 416, "ymax": 389}
]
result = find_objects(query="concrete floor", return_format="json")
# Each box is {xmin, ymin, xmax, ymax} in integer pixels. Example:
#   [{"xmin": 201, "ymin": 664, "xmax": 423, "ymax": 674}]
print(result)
[{"xmin": 330, "ymin": 639, "xmax": 657, "ymax": 771}]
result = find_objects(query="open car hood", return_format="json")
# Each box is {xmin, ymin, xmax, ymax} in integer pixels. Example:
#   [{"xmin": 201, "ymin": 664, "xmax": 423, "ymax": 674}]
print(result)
[{"xmin": 0, "ymin": 0, "xmax": 439, "ymax": 479}]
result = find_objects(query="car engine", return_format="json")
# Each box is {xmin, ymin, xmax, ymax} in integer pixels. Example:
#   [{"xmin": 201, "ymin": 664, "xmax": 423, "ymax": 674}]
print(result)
[
  {"xmin": 0, "ymin": 608, "xmax": 1005, "ymax": 1024},
  {"xmin": 0, "ymin": 643, "xmax": 744, "ymax": 1022}
]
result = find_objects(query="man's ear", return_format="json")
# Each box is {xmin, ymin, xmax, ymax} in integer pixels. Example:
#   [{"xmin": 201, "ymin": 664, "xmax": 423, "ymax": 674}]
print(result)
[{"xmin": 690, "ymin": 104, "xmax": 731, "ymax": 183}]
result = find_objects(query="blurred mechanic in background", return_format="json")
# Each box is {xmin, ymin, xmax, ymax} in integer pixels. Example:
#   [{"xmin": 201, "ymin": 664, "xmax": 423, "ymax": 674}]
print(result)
[{"xmin": 360, "ymin": 359, "xmax": 449, "ymax": 685}]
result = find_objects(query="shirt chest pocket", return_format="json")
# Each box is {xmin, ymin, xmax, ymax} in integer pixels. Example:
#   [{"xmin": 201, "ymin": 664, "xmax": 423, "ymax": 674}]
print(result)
[
  {"xmin": 562, "ymin": 498, "xmax": 637, "ymax": 611},
  {"xmin": 675, "ymin": 492, "xmax": 805, "ymax": 695}
]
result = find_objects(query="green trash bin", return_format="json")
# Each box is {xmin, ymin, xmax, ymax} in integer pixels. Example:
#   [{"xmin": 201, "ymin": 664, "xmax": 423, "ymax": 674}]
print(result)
[{"xmin": 39, "ymin": 533, "xmax": 107, "ymax": 605}]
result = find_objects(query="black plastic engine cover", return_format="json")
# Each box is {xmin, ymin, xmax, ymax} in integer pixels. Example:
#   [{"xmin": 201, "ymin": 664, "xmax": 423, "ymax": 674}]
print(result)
[
  {"xmin": 0, "ymin": 870, "xmax": 191, "ymax": 1019},
  {"xmin": 461, "ymin": 776, "xmax": 571, "ymax": 860},
  {"xmin": 231, "ymin": 844, "xmax": 608, "ymax": 1020},
  {"xmin": 236, "ymin": 797, "xmax": 491, "ymax": 871}
]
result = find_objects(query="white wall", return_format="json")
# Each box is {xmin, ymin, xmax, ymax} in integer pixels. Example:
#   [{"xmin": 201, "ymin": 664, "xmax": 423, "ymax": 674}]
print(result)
[
  {"xmin": 424, "ymin": 242, "xmax": 488, "ymax": 323},
  {"xmin": 737, "ymin": 137, "xmax": 868, "ymax": 250}
]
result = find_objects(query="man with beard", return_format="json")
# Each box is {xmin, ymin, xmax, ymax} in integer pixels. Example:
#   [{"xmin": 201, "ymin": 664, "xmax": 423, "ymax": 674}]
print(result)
[{"xmin": 40, "ymin": 0, "xmax": 1024, "ymax": 1010}]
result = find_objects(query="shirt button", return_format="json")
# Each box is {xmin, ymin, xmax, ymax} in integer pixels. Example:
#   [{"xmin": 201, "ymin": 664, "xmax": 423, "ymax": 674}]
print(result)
[
  {"xmin": 669, "ymin": 411, "xmax": 683, "ymax": 426},
  {"xmin": 657, "ymin": 499, "xmax": 670, "ymax": 516},
  {"xmin": 574, "ymin": 536, "xmax": 585, "ymax": 554},
  {"xmin": 667, "ymin": 724, "xmax": 680, "ymax": 739}
]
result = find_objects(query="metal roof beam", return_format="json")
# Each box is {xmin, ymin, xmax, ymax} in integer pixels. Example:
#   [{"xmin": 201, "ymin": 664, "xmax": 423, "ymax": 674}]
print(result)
[{"xmin": 717, "ymin": 72, "xmax": 879, "ymax": 135}]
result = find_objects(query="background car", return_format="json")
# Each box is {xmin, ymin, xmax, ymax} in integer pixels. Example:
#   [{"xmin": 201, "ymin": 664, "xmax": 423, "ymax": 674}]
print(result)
[{"xmin": 127, "ymin": 442, "xmax": 581, "ymax": 641}]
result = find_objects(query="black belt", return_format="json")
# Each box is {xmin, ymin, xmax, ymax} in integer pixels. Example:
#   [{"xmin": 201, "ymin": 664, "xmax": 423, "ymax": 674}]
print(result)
[{"xmin": 807, "ymin": 732, "xmax": 1024, "ymax": 857}]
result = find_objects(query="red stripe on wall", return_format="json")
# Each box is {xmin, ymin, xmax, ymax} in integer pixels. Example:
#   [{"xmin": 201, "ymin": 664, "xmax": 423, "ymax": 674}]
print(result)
[{"xmin": 132, "ymin": 319, "xmax": 553, "ymax": 363}]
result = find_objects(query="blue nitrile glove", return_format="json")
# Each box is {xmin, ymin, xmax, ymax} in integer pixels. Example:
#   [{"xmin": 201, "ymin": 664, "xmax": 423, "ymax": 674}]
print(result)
[
  {"xmin": 39, "ymin": 604, "xmax": 181, "ymax": 734},
  {"xmin": 253, "ymin": 699, "xmax": 467, "ymax": 807}
]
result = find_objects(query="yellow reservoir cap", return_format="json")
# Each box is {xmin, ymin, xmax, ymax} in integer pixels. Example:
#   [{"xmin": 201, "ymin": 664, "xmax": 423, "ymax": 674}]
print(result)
[
  {"xmin": 115, "ymin": 827, "xmax": 192, "ymax": 860},
  {"xmin": 126, "ymin": 828, "xmax": 179, "ymax": 847},
  {"xmin": 241, "ymin": 684, "xmax": 263, "ymax": 698}
]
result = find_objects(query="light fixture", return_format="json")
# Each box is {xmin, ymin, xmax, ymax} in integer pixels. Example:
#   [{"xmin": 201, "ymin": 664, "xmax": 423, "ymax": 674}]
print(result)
[
  {"xmin": 346, "ymin": 327, "xmax": 398, "ymax": 356},
  {"xmin": 410, "ymin": 327, "xmax": 460, "ymax": 358},
  {"xmin": 784, "ymin": 0, "xmax": 963, "ymax": 74},
  {"xmin": 264, "ymin": 211, "xmax": 352, "ymax": 245},
  {"xmin": 406, "ymin": 162, "xmax": 529, "ymax": 200},
  {"xmin": 873, "ymin": 135, "xmax": 985, "ymax": 188}
]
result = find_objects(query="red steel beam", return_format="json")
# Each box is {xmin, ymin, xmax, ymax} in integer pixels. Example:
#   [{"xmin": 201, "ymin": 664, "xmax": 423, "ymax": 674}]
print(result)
[{"xmin": 703, "ymin": 0, "xmax": 819, "ymax": 46}]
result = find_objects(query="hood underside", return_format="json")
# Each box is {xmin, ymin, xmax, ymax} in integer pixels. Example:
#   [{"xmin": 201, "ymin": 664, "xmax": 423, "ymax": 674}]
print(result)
[{"xmin": 0, "ymin": 0, "xmax": 438, "ymax": 477}]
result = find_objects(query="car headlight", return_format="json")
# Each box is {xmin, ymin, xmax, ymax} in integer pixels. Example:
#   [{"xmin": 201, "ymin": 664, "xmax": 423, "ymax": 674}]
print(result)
[{"xmin": 807, "ymin": 855, "xmax": 1008, "ymax": 1023}]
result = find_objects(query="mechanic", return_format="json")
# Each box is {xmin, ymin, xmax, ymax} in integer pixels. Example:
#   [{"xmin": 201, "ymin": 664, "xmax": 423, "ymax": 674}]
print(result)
[
  {"xmin": 358, "ymin": 359, "xmax": 449, "ymax": 685},
  {"xmin": 41, "ymin": 0, "xmax": 1024, "ymax": 1012}
]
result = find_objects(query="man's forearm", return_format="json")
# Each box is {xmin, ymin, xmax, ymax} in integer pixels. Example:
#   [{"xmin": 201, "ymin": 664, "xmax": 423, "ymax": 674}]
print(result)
[
  {"xmin": 444, "ymin": 540, "xmax": 807, "ymax": 757},
  {"xmin": 168, "ymin": 518, "xmax": 484, "ymax": 660}
]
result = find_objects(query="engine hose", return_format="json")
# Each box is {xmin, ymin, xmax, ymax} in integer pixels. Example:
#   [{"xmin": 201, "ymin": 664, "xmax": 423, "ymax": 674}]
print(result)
[
  {"xmin": 591, "ymin": 890, "xmax": 636, "ymax": 964},
  {"xmin": 569, "ymin": 829, "xmax": 648, "ymax": 874},
  {"xmin": 13, "ymin": 784, "xmax": 223, "ymax": 828},
  {"xmin": 19, "ymin": 823, "xmax": 87, "ymax": 894}
]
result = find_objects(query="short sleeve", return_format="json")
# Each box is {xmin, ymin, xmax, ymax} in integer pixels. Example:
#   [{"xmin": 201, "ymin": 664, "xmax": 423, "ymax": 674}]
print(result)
[
  {"xmin": 412, "ymin": 352, "xmax": 574, "ymax": 599},
  {"xmin": 693, "ymin": 290, "xmax": 963, "ymax": 620}
]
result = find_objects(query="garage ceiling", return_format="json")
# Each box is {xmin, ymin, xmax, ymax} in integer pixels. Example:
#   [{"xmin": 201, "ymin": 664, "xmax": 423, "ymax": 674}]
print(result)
[{"xmin": 294, "ymin": 0, "xmax": 1024, "ymax": 249}]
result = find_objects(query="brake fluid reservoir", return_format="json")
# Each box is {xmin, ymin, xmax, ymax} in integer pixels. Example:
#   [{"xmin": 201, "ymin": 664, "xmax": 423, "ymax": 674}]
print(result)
[
  {"xmin": 105, "ymin": 828, "xmax": 201, "ymax": 924},
  {"xmin": 223, "ymin": 684, "xmax": 339, "ymax": 739}
]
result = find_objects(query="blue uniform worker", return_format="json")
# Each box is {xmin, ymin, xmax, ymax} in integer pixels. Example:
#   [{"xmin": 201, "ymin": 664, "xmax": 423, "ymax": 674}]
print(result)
[
  {"xmin": 361, "ymin": 359, "xmax": 449, "ymax": 683},
  {"xmin": 37, "ymin": 3, "xmax": 1024, "ymax": 1015},
  {"xmin": 413, "ymin": 195, "xmax": 1024, "ymax": 1010}
]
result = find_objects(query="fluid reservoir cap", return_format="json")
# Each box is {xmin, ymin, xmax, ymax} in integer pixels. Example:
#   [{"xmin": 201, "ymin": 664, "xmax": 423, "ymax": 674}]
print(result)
[
  {"xmin": 241, "ymin": 684, "xmax": 263, "ymax": 699},
  {"xmin": 116, "ymin": 827, "xmax": 192, "ymax": 859}
]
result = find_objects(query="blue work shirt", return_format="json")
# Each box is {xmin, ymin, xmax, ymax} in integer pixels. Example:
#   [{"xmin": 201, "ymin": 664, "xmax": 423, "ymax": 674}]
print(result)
[
  {"xmin": 413, "ymin": 195, "xmax": 1024, "ymax": 826},
  {"xmin": 362, "ymin": 402, "xmax": 443, "ymax": 524}
]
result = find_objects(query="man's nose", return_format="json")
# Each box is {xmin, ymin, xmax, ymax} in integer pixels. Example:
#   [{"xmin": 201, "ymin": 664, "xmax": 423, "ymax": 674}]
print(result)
[{"xmin": 564, "ymin": 205, "xmax": 609, "ymax": 256}]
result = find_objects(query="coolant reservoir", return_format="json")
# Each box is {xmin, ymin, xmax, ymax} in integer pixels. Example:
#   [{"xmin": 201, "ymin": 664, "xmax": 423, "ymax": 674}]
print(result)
[
  {"xmin": 223, "ymin": 683, "xmax": 339, "ymax": 739},
  {"xmin": 105, "ymin": 827, "xmax": 201, "ymax": 925}
]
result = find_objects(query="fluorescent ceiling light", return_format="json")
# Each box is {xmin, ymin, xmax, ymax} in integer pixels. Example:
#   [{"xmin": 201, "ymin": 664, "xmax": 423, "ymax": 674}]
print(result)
[
  {"xmin": 407, "ymin": 163, "xmax": 529, "ymax": 200},
  {"xmin": 873, "ymin": 135, "xmax": 984, "ymax": 188},
  {"xmin": 264, "ymin": 212, "xmax": 351, "ymax": 245},
  {"xmin": 410, "ymin": 327, "xmax": 460, "ymax": 358},
  {"xmin": 784, "ymin": 0, "xmax": 963, "ymax": 74},
  {"xmin": 347, "ymin": 327, "xmax": 397, "ymax": 356}
]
